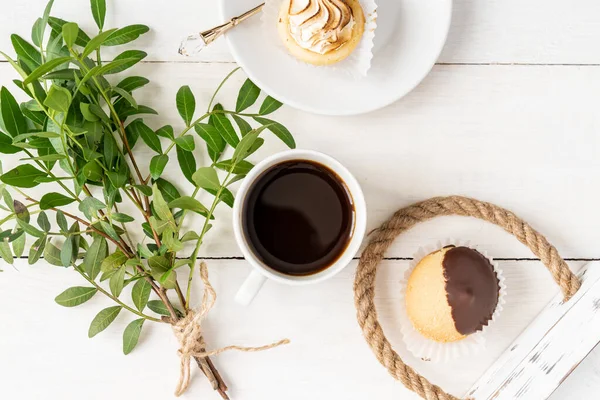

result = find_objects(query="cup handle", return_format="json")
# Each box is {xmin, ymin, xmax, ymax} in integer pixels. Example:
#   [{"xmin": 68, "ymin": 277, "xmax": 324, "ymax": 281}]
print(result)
[{"xmin": 235, "ymin": 270, "xmax": 267, "ymax": 306}]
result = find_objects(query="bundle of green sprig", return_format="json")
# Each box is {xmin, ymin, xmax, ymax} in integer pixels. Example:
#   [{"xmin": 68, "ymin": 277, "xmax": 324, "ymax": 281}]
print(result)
[{"xmin": 0, "ymin": 1, "xmax": 294, "ymax": 397}]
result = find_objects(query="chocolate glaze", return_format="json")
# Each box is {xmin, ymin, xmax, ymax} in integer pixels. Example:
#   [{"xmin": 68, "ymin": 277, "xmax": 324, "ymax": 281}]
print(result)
[{"xmin": 442, "ymin": 246, "xmax": 499, "ymax": 335}]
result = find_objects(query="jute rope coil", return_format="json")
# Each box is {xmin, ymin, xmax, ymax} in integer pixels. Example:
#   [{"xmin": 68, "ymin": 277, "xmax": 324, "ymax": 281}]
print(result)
[
  {"xmin": 353, "ymin": 196, "xmax": 581, "ymax": 400},
  {"xmin": 172, "ymin": 262, "xmax": 289, "ymax": 396}
]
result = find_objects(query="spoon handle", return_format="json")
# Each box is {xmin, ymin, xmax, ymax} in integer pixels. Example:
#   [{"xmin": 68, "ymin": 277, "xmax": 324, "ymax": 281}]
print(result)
[{"xmin": 179, "ymin": 3, "xmax": 264, "ymax": 56}]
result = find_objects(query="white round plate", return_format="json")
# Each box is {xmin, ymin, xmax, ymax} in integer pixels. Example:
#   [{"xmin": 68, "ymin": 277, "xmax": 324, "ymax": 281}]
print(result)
[{"xmin": 219, "ymin": 0, "xmax": 452, "ymax": 116}]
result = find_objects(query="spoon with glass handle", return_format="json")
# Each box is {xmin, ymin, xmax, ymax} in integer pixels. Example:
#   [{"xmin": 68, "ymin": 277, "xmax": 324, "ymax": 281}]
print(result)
[{"xmin": 179, "ymin": 2, "xmax": 265, "ymax": 56}]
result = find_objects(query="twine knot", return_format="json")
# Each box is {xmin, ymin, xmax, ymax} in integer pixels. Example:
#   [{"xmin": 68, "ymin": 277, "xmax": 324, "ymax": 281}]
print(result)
[{"xmin": 172, "ymin": 262, "xmax": 289, "ymax": 397}]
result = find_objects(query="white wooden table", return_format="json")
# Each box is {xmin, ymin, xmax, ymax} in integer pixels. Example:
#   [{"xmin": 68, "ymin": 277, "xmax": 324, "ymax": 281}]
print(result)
[{"xmin": 1, "ymin": 1, "xmax": 600, "ymax": 399}]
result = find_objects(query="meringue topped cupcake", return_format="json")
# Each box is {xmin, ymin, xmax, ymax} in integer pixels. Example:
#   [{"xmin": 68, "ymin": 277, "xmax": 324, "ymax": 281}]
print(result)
[{"xmin": 277, "ymin": 0, "xmax": 366, "ymax": 66}]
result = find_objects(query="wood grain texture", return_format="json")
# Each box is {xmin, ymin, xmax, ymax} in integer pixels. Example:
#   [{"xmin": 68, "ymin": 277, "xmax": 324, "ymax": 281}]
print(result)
[
  {"xmin": 1, "ymin": 62, "xmax": 598, "ymax": 258},
  {"xmin": 468, "ymin": 262, "xmax": 600, "ymax": 399},
  {"xmin": 0, "ymin": 259, "xmax": 593, "ymax": 400},
  {"xmin": 1, "ymin": 0, "xmax": 600, "ymax": 64}
]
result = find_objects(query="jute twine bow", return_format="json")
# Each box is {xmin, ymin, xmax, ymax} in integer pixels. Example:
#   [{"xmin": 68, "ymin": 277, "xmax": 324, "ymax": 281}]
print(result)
[
  {"xmin": 172, "ymin": 262, "xmax": 290, "ymax": 396},
  {"xmin": 353, "ymin": 196, "xmax": 581, "ymax": 400}
]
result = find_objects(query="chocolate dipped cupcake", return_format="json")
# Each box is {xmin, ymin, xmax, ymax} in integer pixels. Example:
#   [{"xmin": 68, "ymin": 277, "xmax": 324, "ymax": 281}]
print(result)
[{"xmin": 405, "ymin": 246, "xmax": 500, "ymax": 343}]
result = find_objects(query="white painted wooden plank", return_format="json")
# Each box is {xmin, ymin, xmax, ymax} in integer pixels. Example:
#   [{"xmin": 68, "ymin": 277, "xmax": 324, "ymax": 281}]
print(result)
[
  {"xmin": 0, "ymin": 62, "xmax": 598, "ymax": 258},
  {"xmin": 1, "ymin": 0, "xmax": 600, "ymax": 64},
  {"xmin": 0, "ymin": 259, "xmax": 590, "ymax": 400},
  {"xmin": 467, "ymin": 262, "xmax": 600, "ymax": 400}
]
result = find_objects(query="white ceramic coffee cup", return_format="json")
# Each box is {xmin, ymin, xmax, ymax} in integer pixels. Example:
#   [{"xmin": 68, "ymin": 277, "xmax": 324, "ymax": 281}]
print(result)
[{"xmin": 233, "ymin": 149, "xmax": 367, "ymax": 306}]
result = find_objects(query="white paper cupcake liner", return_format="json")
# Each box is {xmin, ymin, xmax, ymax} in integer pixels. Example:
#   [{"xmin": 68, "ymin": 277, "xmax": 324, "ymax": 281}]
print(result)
[
  {"xmin": 262, "ymin": 0, "xmax": 378, "ymax": 78},
  {"xmin": 398, "ymin": 239, "xmax": 507, "ymax": 363}
]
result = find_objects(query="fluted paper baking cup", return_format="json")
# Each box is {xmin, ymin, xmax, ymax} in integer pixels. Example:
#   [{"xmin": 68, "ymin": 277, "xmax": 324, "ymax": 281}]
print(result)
[
  {"xmin": 398, "ymin": 239, "xmax": 507, "ymax": 363},
  {"xmin": 262, "ymin": 0, "xmax": 378, "ymax": 78}
]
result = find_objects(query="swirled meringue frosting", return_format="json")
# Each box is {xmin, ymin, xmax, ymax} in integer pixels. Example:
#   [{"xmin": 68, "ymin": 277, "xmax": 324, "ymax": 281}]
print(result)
[{"xmin": 287, "ymin": 0, "xmax": 356, "ymax": 54}]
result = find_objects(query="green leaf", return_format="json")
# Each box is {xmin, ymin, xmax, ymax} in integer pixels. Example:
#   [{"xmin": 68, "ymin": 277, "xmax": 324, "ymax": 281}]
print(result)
[
  {"xmin": 79, "ymin": 196, "xmax": 106, "ymax": 220},
  {"xmin": 132, "ymin": 184, "xmax": 152, "ymax": 197},
  {"xmin": 107, "ymin": 172, "xmax": 127, "ymax": 188},
  {"xmin": 0, "ymin": 132, "xmax": 20, "ymax": 154},
  {"xmin": 205, "ymin": 187, "xmax": 235, "ymax": 208},
  {"xmin": 82, "ymin": 28, "xmax": 118, "ymax": 58},
  {"xmin": 147, "ymin": 300, "xmax": 171, "ymax": 316},
  {"xmin": 168, "ymin": 196, "xmax": 210, "ymax": 216},
  {"xmin": 123, "ymin": 318, "xmax": 144, "ymax": 355},
  {"xmin": 12, "ymin": 132, "xmax": 60, "ymax": 142},
  {"xmin": 100, "ymin": 250, "xmax": 128, "ymax": 273},
  {"xmin": 194, "ymin": 123, "xmax": 225, "ymax": 153},
  {"xmin": 104, "ymin": 24, "xmax": 150, "ymax": 46},
  {"xmin": 109, "ymin": 265, "xmax": 126, "ymax": 297},
  {"xmin": 175, "ymin": 135, "xmax": 195, "ymax": 152},
  {"xmin": 181, "ymin": 231, "xmax": 199, "ymax": 242},
  {"xmin": 12, "ymin": 231, "xmax": 26, "ymax": 258},
  {"xmin": 40, "ymin": 193, "xmax": 75, "ymax": 210},
  {"xmin": 99, "ymin": 221, "xmax": 121, "ymax": 241},
  {"xmin": 148, "ymin": 255, "xmax": 176, "ymax": 289},
  {"xmin": 211, "ymin": 104, "xmax": 239, "ymax": 147},
  {"xmin": 111, "ymin": 87, "xmax": 138, "ymax": 109},
  {"xmin": 48, "ymin": 17, "xmax": 91, "ymax": 47},
  {"xmin": 135, "ymin": 120, "xmax": 162, "ymax": 153},
  {"xmin": 155, "ymin": 125, "xmax": 174, "ymax": 139},
  {"xmin": 17, "ymin": 219, "xmax": 44, "ymax": 238},
  {"xmin": 103, "ymin": 133, "xmax": 118, "ymax": 167},
  {"xmin": 80, "ymin": 103, "xmax": 98, "ymax": 122},
  {"xmin": 0, "ymin": 240, "xmax": 13, "ymax": 264},
  {"xmin": 60, "ymin": 235, "xmax": 74, "ymax": 267},
  {"xmin": 0, "ymin": 165, "xmax": 45, "ymax": 188},
  {"xmin": 37, "ymin": 212, "xmax": 51, "ymax": 232},
  {"xmin": 44, "ymin": 85, "xmax": 72, "ymax": 114},
  {"xmin": 118, "ymin": 104, "xmax": 157, "ymax": 119},
  {"xmin": 82, "ymin": 161, "xmax": 103, "ymax": 182},
  {"xmin": 155, "ymin": 178, "xmax": 180, "ymax": 203},
  {"xmin": 215, "ymin": 159, "xmax": 254, "ymax": 175},
  {"xmin": 117, "ymin": 76, "xmax": 149, "ymax": 93},
  {"xmin": 91, "ymin": 0, "xmax": 107, "ymax": 30},
  {"xmin": 150, "ymin": 154, "xmax": 168, "ymax": 180},
  {"xmin": 23, "ymin": 57, "xmax": 73, "ymax": 85},
  {"xmin": 28, "ymin": 235, "xmax": 47, "ymax": 264},
  {"xmin": 232, "ymin": 114, "xmax": 252, "ymax": 136},
  {"xmin": 55, "ymin": 286, "xmax": 97, "ymax": 307},
  {"xmin": 232, "ymin": 131, "xmax": 259, "ymax": 162},
  {"xmin": 21, "ymin": 154, "xmax": 65, "ymax": 162},
  {"xmin": 236, "ymin": 79, "xmax": 261, "ymax": 112},
  {"xmin": 151, "ymin": 184, "xmax": 174, "ymax": 223},
  {"xmin": 62, "ymin": 22, "xmax": 79, "ymax": 48},
  {"xmin": 88, "ymin": 306, "xmax": 122, "ymax": 338},
  {"xmin": 176, "ymin": 86, "xmax": 195, "ymax": 127},
  {"xmin": 253, "ymin": 117, "xmax": 296, "ymax": 148},
  {"xmin": 191, "ymin": 167, "xmax": 219, "ymax": 190},
  {"xmin": 83, "ymin": 236, "xmax": 107, "ymax": 280},
  {"xmin": 176, "ymin": 146, "xmax": 196, "ymax": 184},
  {"xmin": 34, "ymin": 0, "xmax": 55, "ymax": 46},
  {"xmin": 259, "ymin": 96, "xmax": 283, "ymax": 115},
  {"xmin": 148, "ymin": 216, "xmax": 172, "ymax": 235},
  {"xmin": 137, "ymin": 243, "xmax": 154, "ymax": 259},
  {"xmin": 103, "ymin": 50, "xmax": 147, "ymax": 74},
  {"xmin": 132, "ymin": 279, "xmax": 151, "ymax": 312},
  {"xmin": 43, "ymin": 241, "xmax": 62, "ymax": 266},
  {"xmin": 11, "ymin": 34, "xmax": 41, "ymax": 69},
  {"xmin": 1, "ymin": 87, "xmax": 27, "ymax": 137},
  {"xmin": 14, "ymin": 200, "xmax": 30, "ymax": 222},
  {"xmin": 56, "ymin": 210, "xmax": 68, "ymax": 231},
  {"xmin": 112, "ymin": 213, "xmax": 135, "ymax": 223},
  {"xmin": 32, "ymin": 18, "xmax": 45, "ymax": 47}
]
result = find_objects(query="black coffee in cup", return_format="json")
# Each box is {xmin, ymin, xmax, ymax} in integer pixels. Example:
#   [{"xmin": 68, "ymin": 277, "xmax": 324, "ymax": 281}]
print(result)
[{"xmin": 242, "ymin": 160, "xmax": 355, "ymax": 276}]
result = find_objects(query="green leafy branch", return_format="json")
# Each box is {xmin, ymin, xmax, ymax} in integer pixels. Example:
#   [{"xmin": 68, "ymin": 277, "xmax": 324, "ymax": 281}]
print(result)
[{"xmin": 0, "ymin": 0, "xmax": 294, "ymax": 375}]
